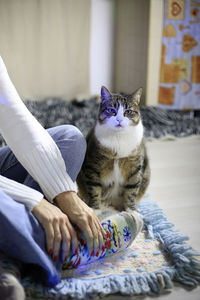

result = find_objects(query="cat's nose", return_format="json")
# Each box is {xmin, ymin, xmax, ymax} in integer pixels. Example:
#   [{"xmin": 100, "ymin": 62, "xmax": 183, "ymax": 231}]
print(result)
[{"xmin": 116, "ymin": 116, "xmax": 123, "ymax": 123}]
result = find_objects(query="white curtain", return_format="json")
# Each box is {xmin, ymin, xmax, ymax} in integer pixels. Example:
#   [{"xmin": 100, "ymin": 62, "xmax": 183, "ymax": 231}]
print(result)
[{"xmin": 0, "ymin": 0, "xmax": 90, "ymax": 101}]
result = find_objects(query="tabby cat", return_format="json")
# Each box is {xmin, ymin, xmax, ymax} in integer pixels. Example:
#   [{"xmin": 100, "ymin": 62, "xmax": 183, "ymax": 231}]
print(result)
[{"xmin": 77, "ymin": 86, "xmax": 150, "ymax": 211}]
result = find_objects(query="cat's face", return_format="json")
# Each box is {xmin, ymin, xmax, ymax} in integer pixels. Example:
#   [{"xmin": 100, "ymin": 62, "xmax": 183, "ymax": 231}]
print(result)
[{"xmin": 98, "ymin": 86, "xmax": 142, "ymax": 131}]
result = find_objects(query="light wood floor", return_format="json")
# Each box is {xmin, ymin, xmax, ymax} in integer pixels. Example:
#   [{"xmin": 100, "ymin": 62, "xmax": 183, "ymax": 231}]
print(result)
[{"xmin": 104, "ymin": 135, "xmax": 200, "ymax": 300}]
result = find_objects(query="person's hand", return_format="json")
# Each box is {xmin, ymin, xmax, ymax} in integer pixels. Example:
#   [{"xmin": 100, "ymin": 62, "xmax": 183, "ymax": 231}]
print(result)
[
  {"xmin": 55, "ymin": 191, "xmax": 106, "ymax": 256},
  {"xmin": 32, "ymin": 198, "xmax": 78, "ymax": 262}
]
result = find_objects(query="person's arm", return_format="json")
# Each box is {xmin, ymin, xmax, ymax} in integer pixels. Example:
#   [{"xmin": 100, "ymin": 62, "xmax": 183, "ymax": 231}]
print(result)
[
  {"xmin": 0, "ymin": 175, "xmax": 43, "ymax": 211},
  {"xmin": 0, "ymin": 56, "xmax": 105, "ymax": 255},
  {"xmin": 0, "ymin": 57, "xmax": 77, "ymax": 203}
]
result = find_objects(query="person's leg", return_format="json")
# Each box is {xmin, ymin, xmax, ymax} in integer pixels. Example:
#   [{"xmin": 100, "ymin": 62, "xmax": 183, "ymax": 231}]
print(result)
[
  {"xmin": 0, "ymin": 189, "xmax": 62, "ymax": 286},
  {"xmin": 0, "ymin": 124, "xmax": 86, "ymax": 195},
  {"xmin": 0, "ymin": 186, "xmax": 26, "ymax": 299},
  {"xmin": 23, "ymin": 125, "xmax": 86, "ymax": 194},
  {"xmin": 0, "ymin": 146, "xmax": 27, "ymax": 183}
]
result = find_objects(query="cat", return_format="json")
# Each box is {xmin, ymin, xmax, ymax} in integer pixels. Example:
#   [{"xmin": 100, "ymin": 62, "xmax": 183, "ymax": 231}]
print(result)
[{"xmin": 77, "ymin": 86, "xmax": 150, "ymax": 212}]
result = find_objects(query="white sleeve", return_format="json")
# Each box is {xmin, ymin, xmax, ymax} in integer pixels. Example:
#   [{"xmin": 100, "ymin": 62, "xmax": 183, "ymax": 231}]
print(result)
[
  {"xmin": 0, "ymin": 57, "xmax": 77, "ymax": 204},
  {"xmin": 0, "ymin": 175, "xmax": 43, "ymax": 211}
]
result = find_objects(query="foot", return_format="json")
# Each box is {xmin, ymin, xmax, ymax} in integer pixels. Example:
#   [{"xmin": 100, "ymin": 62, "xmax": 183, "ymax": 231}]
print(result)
[
  {"xmin": 124, "ymin": 209, "xmax": 144, "ymax": 235},
  {"xmin": 0, "ymin": 273, "xmax": 25, "ymax": 300}
]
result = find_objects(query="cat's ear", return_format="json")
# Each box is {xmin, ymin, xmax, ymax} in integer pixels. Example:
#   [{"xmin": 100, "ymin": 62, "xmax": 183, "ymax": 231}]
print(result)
[
  {"xmin": 101, "ymin": 86, "xmax": 112, "ymax": 102},
  {"xmin": 131, "ymin": 88, "xmax": 143, "ymax": 105}
]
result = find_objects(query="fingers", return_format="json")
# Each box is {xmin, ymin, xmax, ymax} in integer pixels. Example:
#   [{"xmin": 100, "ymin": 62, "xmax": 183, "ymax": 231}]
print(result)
[
  {"xmin": 43, "ymin": 222, "xmax": 54, "ymax": 256},
  {"xmin": 52, "ymin": 218, "xmax": 62, "ymax": 261},
  {"xmin": 59, "ymin": 226, "xmax": 70, "ymax": 261},
  {"xmin": 89, "ymin": 219, "xmax": 99, "ymax": 255},
  {"xmin": 32, "ymin": 199, "xmax": 79, "ymax": 262},
  {"xmin": 95, "ymin": 217, "xmax": 107, "ymax": 238},
  {"xmin": 52, "ymin": 215, "xmax": 79, "ymax": 262},
  {"xmin": 82, "ymin": 222, "xmax": 94, "ymax": 255},
  {"xmin": 91, "ymin": 211, "xmax": 106, "ymax": 247},
  {"xmin": 60, "ymin": 217, "xmax": 79, "ymax": 261},
  {"xmin": 53, "ymin": 193, "xmax": 107, "ymax": 258},
  {"xmin": 95, "ymin": 219, "xmax": 105, "ymax": 251},
  {"xmin": 82, "ymin": 212, "xmax": 106, "ymax": 256},
  {"xmin": 66, "ymin": 220, "xmax": 79, "ymax": 252}
]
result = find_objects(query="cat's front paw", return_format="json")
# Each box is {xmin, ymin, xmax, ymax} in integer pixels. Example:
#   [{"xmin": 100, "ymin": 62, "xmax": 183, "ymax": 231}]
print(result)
[{"xmin": 125, "ymin": 205, "xmax": 137, "ymax": 214}]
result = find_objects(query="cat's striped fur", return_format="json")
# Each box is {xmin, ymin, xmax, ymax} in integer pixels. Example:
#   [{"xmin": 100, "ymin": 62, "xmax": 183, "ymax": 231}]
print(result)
[{"xmin": 77, "ymin": 86, "xmax": 150, "ymax": 211}]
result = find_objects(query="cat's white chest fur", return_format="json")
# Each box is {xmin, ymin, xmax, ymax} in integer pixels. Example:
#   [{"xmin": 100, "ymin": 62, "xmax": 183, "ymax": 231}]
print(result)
[
  {"xmin": 101, "ymin": 159, "xmax": 124, "ymax": 207},
  {"xmin": 102, "ymin": 160, "xmax": 123, "ymax": 193},
  {"xmin": 95, "ymin": 120, "xmax": 144, "ymax": 158},
  {"xmin": 95, "ymin": 119, "xmax": 144, "ymax": 209}
]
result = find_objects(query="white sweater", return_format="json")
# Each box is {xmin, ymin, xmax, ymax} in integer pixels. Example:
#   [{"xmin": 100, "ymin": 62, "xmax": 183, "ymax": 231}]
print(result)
[{"xmin": 0, "ymin": 57, "xmax": 77, "ymax": 211}]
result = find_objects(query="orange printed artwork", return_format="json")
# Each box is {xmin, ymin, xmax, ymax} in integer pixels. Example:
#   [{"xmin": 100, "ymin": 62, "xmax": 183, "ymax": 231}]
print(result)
[
  {"xmin": 160, "ymin": 44, "xmax": 166, "ymax": 67},
  {"xmin": 180, "ymin": 80, "xmax": 192, "ymax": 94},
  {"xmin": 163, "ymin": 24, "xmax": 176, "ymax": 37},
  {"xmin": 166, "ymin": 0, "xmax": 185, "ymax": 20},
  {"xmin": 191, "ymin": 56, "xmax": 200, "ymax": 83},
  {"xmin": 191, "ymin": 0, "xmax": 200, "ymax": 7},
  {"xmin": 171, "ymin": 58, "xmax": 189, "ymax": 79},
  {"xmin": 158, "ymin": 86, "xmax": 175, "ymax": 105},
  {"xmin": 159, "ymin": 45, "xmax": 180, "ymax": 84},
  {"xmin": 182, "ymin": 34, "xmax": 198, "ymax": 52},
  {"xmin": 190, "ymin": 8, "xmax": 199, "ymax": 18},
  {"xmin": 160, "ymin": 64, "xmax": 180, "ymax": 84},
  {"xmin": 179, "ymin": 24, "xmax": 190, "ymax": 31},
  {"xmin": 159, "ymin": 0, "xmax": 200, "ymax": 109}
]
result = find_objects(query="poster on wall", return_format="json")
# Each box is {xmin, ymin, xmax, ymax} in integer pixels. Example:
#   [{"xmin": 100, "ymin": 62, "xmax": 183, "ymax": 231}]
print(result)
[{"xmin": 158, "ymin": 0, "xmax": 200, "ymax": 110}]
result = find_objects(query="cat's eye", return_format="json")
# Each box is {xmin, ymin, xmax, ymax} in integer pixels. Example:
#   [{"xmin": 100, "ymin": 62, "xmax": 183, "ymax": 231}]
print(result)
[
  {"xmin": 106, "ymin": 107, "xmax": 117, "ymax": 115},
  {"xmin": 125, "ymin": 109, "xmax": 132, "ymax": 114},
  {"xmin": 124, "ymin": 109, "xmax": 138, "ymax": 116}
]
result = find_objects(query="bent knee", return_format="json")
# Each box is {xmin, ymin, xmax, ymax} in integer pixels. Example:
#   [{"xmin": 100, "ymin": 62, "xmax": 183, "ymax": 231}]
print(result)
[
  {"xmin": 64, "ymin": 125, "xmax": 86, "ymax": 152},
  {"xmin": 47, "ymin": 125, "xmax": 86, "ymax": 147}
]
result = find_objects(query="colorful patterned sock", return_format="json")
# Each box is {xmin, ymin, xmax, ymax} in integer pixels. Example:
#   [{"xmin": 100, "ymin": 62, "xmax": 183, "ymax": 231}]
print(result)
[{"xmin": 63, "ymin": 211, "xmax": 143, "ymax": 269}]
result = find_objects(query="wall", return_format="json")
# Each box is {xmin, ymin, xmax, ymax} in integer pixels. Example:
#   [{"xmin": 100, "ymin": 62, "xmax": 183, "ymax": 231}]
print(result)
[
  {"xmin": 146, "ymin": 0, "xmax": 164, "ymax": 106},
  {"xmin": 114, "ymin": 0, "xmax": 150, "ymax": 104},
  {"xmin": 0, "ymin": 0, "xmax": 90, "ymax": 101},
  {"xmin": 90, "ymin": 0, "xmax": 115, "ymax": 96},
  {"xmin": 0, "ymin": 0, "xmax": 163, "ymax": 104}
]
